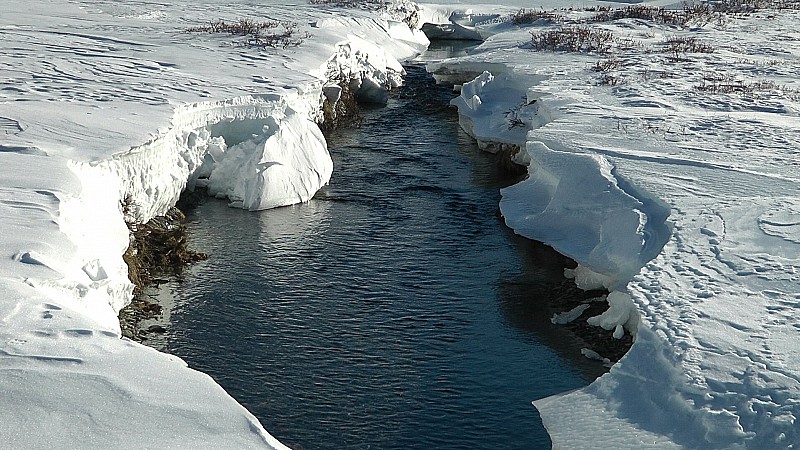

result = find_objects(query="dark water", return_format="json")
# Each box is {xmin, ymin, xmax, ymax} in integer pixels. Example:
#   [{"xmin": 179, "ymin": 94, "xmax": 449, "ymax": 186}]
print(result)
[{"xmin": 160, "ymin": 66, "xmax": 601, "ymax": 449}]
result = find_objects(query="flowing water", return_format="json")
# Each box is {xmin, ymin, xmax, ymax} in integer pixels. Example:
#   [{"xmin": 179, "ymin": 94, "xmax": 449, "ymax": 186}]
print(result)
[{"xmin": 153, "ymin": 64, "xmax": 604, "ymax": 449}]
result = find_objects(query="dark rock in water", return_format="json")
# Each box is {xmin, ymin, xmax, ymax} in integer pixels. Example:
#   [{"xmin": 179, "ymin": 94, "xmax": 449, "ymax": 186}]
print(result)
[{"xmin": 147, "ymin": 324, "xmax": 167, "ymax": 334}]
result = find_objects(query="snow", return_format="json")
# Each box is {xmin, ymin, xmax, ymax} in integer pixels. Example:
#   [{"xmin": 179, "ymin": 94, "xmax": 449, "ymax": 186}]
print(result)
[
  {"xmin": 551, "ymin": 303, "xmax": 591, "ymax": 325},
  {"xmin": 203, "ymin": 107, "xmax": 333, "ymax": 211},
  {"xmin": 586, "ymin": 291, "xmax": 639, "ymax": 339},
  {"xmin": 428, "ymin": 1, "xmax": 800, "ymax": 448},
  {"xmin": 3, "ymin": 0, "xmax": 799, "ymax": 448},
  {"xmin": 580, "ymin": 347, "xmax": 613, "ymax": 367},
  {"xmin": 0, "ymin": 0, "xmax": 426, "ymax": 447}
]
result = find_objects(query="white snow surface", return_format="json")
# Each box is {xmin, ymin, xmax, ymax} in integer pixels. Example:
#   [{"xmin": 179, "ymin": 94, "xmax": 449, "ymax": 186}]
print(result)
[
  {"xmin": 0, "ymin": 0, "xmax": 426, "ymax": 447},
  {"xmin": 429, "ymin": 1, "xmax": 800, "ymax": 448},
  {"xmin": 4, "ymin": 0, "xmax": 800, "ymax": 448}
]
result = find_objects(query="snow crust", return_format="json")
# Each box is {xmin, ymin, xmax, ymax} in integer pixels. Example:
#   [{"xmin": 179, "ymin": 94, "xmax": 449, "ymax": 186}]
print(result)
[
  {"xmin": 201, "ymin": 106, "xmax": 333, "ymax": 211},
  {"xmin": 3, "ymin": 0, "xmax": 800, "ymax": 448},
  {"xmin": 430, "ymin": 1, "xmax": 800, "ymax": 447},
  {"xmin": 0, "ymin": 0, "xmax": 426, "ymax": 447}
]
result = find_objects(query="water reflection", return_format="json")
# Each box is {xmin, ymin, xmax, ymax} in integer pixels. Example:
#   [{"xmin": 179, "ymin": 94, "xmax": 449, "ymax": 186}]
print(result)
[
  {"xmin": 254, "ymin": 200, "xmax": 333, "ymax": 277},
  {"xmin": 496, "ymin": 233, "xmax": 611, "ymax": 380}
]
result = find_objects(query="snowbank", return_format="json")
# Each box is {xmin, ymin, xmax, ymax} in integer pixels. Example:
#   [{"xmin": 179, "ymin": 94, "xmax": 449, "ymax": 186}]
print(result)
[
  {"xmin": 4, "ymin": 0, "xmax": 799, "ymax": 447},
  {"xmin": 436, "ymin": 2, "xmax": 800, "ymax": 448},
  {"xmin": 0, "ymin": 0, "xmax": 426, "ymax": 447}
]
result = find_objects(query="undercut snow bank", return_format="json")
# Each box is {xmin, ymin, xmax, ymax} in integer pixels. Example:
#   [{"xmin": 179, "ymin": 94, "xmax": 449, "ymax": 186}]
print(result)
[
  {"xmin": 449, "ymin": 69, "xmax": 671, "ymax": 291},
  {"xmin": 80, "ymin": 27, "xmax": 420, "ymax": 220},
  {"xmin": 82, "ymin": 92, "xmax": 331, "ymax": 225},
  {"xmin": 435, "ymin": 4, "xmax": 800, "ymax": 447},
  {"xmin": 321, "ymin": 35, "xmax": 406, "ymax": 105},
  {"xmin": 501, "ymin": 141, "xmax": 669, "ymax": 291},
  {"xmin": 203, "ymin": 109, "xmax": 332, "ymax": 211},
  {"xmin": 416, "ymin": 4, "xmax": 509, "ymax": 41},
  {"xmin": 449, "ymin": 71, "xmax": 548, "ymax": 153},
  {"xmin": 447, "ymin": 67, "xmax": 659, "ymax": 388},
  {"xmin": 0, "ymin": 1, "xmax": 429, "ymax": 447}
]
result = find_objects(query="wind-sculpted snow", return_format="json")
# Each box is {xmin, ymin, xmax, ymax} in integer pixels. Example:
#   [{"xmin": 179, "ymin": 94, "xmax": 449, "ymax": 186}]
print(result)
[
  {"xmin": 0, "ymin": 0, "xmax": 427, "ymax": 447},
  {"xmin": 205, "ymin": 108, "xmax": 332, "ymax": 211},
  {"xmin": 435, "ymin": 3, "xmax": 800, "ymax": 448},
  {"xmin": 500, "ymin": 140, "xmax": 672, "ymax": 292},
  {"xmin": 449, "ymin": 70, "xmax": 672, "ymax": 292},
  {"xmin": 83, "ymin": 93, "xmax": 335, "ymax": 224}
]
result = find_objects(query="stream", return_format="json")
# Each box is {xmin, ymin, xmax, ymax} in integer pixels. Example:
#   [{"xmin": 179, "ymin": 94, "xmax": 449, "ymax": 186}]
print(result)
[{"xmin": 147, "ymin": 62, "xmax": 604, "ymax": 449}]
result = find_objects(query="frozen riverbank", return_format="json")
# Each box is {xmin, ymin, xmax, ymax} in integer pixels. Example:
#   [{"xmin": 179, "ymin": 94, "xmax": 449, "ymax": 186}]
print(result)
[
  {"xmin": 425, "ymin": 1, "xmax": 800, "ymax": 448},
  {"xmin": 2, "ymin": 0, "xmax": 799, "ymax": 448},
  {"xmin": 0, "ymin": 1, "xmax": 426, "ymax": 447}
]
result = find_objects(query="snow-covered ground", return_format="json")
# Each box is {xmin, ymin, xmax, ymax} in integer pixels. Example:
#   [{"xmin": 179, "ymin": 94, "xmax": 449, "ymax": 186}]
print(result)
[
  {"xmin": 2, "ymin": 0, "xmax": 799, "ymax": 448},
  {"xmin": 423, "ymin": 1, "xmax": 800, "ymax": 448},
  {"xmin": 0, "ymin": 1, "xmax": 426, "ymax": 447}
]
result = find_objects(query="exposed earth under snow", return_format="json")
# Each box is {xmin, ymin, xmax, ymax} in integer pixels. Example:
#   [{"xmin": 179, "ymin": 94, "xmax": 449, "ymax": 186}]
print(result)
[{"xmin": 1, "ymin": 0, "xmax": 799, "ymax": 448}]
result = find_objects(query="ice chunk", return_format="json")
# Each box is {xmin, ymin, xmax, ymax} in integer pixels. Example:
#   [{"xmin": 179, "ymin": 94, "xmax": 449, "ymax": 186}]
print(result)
[
  {"xmin": 207, "ymin": 109, "xmax": 332, "ymax": 211},
  {"xmin": 81, "ymin": 259, "xmax": 108, "ymax": 282},
  {"xmin": 580, "ymin": 348, "xmax": 612, "ymax": 367},
  {"xmin": 551, "ymin": 303, "xmax": 590, "ymax": 325},
  {"xmin": 586, "ymin": 291, "xmax": 639, "ymax": 339}
]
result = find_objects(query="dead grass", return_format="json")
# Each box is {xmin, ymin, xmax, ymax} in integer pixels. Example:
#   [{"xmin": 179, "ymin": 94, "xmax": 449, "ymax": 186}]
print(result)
[
  {"xmin": 592, "ymin": 56, "xmax": 620, "ymax": 72},
  {"xmin": 186, "ymin": 18, "xmax": 278, "ymax": 35},
  {"xmin": 185, "ymin": 19, "xmax": 309, "ymax": 49},
  {"xmin": 508, "ymin": 9, "xmax": 563, "ymax": 25},
  {"xmin": 309, "ymin": 0, "xmax": 420, "ymax": 28},
  {"xmin": 662, "ymin": 36, "xmax": 714, "ymax": 62},
  {"xmin": 589, "ymin": 5, "xmax": 690, "ymax": 25},
  {"xmin": 309, "ymin": 0, "xmax": 384, "ymax": 8},
  {"xmin": 664, "ymin": 36, "xmax": 714, "ymax": 54},
  {"xmin": 695, "ymin": 72, "xmax": 799, "ymax": 99},
  {"xmin": 711, "ymin": 0, "xmax": 800, "ymax": 12},
  {"xmin": 512, "ymin": 0, "xmax": 800, "ymax": 29},
  {"xmin": 121, "ymin": 199, "xmax": 207, "ymax": 294},
  {"xmin": 530, "ymin": 26, "xmax": 615, "ymax": 54},
  {"xmin": 318, "ymin": 82, "xmax": 362, "ymax": 133}
]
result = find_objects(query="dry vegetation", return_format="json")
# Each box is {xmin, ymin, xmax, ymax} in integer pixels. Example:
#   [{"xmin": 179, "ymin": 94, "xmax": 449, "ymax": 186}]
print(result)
[
  {"xmin": 510, "ymin": 4, "xmax": 710, "ymax": 26},
  {"xmin": 120, "ymin": 197, "xmax": 207, "ymax": 294},
  {"xmin": 185, "ymin": 18, "xmax": 309, "ymax": 49},
  {"xmin": 508, "ymin": 9, "xmax": 562, "ymax": 25},
  {"xmin": 318, "ymin": 82, "xmax": 362, "ymax": 133},
  {"xmin": 309, "ymin": 0, "xmax": 420, "ymax": 28},
  {"xmin": 588, "ymin": 5, "xmax": 694, "ymax": 25},
  {"xmin": 530, "ymin": 26, "xmax": 616, "ymax": 54},
  {"xmin": 662, "ymin": 36, "xmax": 714, "ymax": 62},
  {"xmin": 119, "ymin": 199, "xmax": 208, "ymax": 341},
  {"xmin": 511, "ymin": 0, "xmax": 800, "ymax": 28},
  {"xmin": 309, "ymin": 0, "xmax": 386, "ymax": 9},
  {"xmin": 695, "ymin": 72, "xmax": 799, "ymax": 98}
]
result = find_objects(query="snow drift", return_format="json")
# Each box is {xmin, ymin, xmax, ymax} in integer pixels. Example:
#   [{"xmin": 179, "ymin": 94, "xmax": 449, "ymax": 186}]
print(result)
[
  {"xmin": 3, "ymin": 0, "xmax": 799, "ymax": 448},
  {"xmin": 0, "ymin": 1, "xmax": 427, "ymax": 447},
  {"xmin": 436, "ymin": 2, "xmax": 800, "ymax": 448}
]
